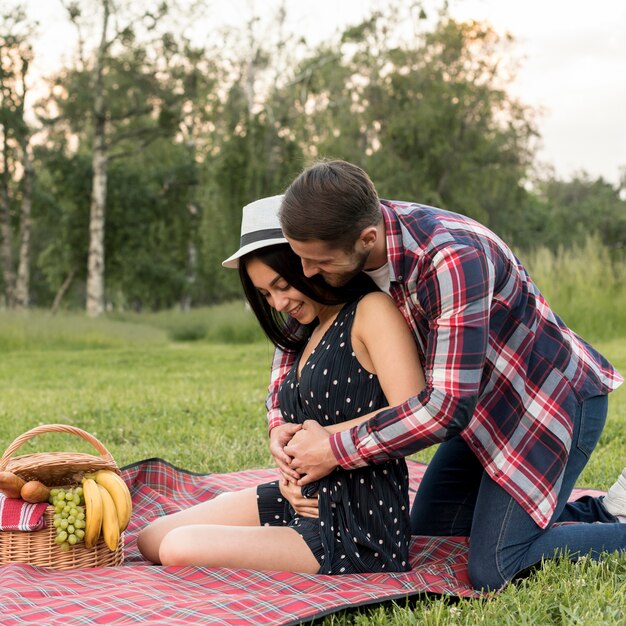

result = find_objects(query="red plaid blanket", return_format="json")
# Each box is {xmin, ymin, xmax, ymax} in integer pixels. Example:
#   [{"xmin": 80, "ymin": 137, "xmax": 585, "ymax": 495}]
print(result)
[{"xmin": 0, "ymin": 459, "xmax": 604, "ymax": 625}]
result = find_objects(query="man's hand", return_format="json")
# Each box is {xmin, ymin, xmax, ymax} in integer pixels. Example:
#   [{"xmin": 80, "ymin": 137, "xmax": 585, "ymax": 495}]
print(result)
[
  {"xmin": 269, "ymin": 423, "xmax": 302, "ymax": 481},
  {"xmin": 284, "ymin": 420, "xmax": 338, "ymax": 485},
  {"xmin": 279, "ymin": 477, "xmax": 319, "ymax": 518}
]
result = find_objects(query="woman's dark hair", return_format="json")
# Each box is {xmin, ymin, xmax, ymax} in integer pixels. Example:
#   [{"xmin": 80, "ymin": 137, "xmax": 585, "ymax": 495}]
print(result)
[{"xmin": 239, "ymin": 243, "xmax": 377, "ymax": 352}]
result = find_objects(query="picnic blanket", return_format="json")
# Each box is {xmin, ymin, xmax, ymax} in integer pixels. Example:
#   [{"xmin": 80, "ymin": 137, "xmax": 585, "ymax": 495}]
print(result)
[{"xmin": 0, "ymin": 459, "xmax": 604, "ymax": 625}]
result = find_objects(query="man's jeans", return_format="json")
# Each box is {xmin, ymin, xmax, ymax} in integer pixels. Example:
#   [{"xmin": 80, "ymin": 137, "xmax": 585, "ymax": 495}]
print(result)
[{"xmin": 410, "ymin": 394, "xmax": 626, "ymax": 591}]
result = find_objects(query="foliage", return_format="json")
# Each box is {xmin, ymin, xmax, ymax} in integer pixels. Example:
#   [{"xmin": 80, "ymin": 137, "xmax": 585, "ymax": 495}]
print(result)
[
  {"xmin": 0, "ymin": 1, "xmax": 624, "ymax": 311},
  {"xmin": 533, "ymin": 172, "xmax": 626, "ymax": 251},
  {"xmin": 0, "ymin": 2, "xmax": 36, "ymax": 307},
  {"xmin": 371, "ymin": 17, "xmax": 536, "ymax": 231}
]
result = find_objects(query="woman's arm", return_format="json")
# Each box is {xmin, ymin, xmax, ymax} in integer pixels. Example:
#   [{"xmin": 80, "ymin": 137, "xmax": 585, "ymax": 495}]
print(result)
[
  {"xmin": 351, "ymin": 291, "xmax": 426, "ymax": 406},
  {"xmin": 322, "ymin": 293, "xmax": 425, "ymax": 435}
]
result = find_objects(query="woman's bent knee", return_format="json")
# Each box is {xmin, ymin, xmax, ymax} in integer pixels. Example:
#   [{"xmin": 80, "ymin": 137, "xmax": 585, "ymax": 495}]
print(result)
[
  {"xmin": 137, "ymin": 523, "xmax": 163, "ymax": 564},
  {"xmin": 158, "ymin": 527, "xmax": 188, "ymax": 566}
]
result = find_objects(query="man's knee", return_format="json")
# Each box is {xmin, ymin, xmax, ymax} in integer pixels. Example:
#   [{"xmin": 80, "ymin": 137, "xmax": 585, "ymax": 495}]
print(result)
[{"xmin": 467, "ymin": 553, "xmax": 506, "ymax": 592}]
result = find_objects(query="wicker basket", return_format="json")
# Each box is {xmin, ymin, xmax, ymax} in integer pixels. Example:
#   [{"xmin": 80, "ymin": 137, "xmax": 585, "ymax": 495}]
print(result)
[{"xmin": 0, "ymin": 424, "xmax": 124, "ymax": 569}]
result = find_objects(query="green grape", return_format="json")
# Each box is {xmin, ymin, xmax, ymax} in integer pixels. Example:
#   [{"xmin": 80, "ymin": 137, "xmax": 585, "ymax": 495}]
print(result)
[
  {"xmin": 52, "ymin": 485, "xmax": 87, "ymax": 551},
  {"xmin": 55, "ymin": 530, "xmax": 68, "ymax": 544}
]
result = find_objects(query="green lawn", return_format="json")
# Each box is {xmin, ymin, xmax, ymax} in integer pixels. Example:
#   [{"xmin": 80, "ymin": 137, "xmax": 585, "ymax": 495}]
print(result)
[{"xmin": 1, "ymin": 317, "xmax": 625, "ymax": 625}]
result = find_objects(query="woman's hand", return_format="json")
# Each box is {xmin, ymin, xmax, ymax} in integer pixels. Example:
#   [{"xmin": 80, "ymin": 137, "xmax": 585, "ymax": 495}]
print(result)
[
  {"xmin": 279, "ymin": 476, "xmax": 319, "ymax": 518},
  {"xmin": 269, "ymin": 423, "xmax": 302, "ymax": 481},
  {"xmin": 284, "ymin": 420, "xmax": 338, "ymax": 485}
]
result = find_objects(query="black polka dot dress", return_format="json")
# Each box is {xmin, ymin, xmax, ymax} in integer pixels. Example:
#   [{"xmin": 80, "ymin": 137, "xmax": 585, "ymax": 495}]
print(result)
[{"xmin": 258, "ymin": 299, "xmax": 411, "ymax": 575}]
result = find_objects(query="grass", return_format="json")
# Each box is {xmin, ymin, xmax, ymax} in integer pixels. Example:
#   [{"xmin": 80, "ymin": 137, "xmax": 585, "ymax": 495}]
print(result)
[
  {"xmin": 109, "ymin": 301, "xmax": 265, "ymax": 344},
  {"xmin": 1, "ymin": 236, "xmax": 625, "ymax": 624},
  {"xmin": 325, "ymin": 553, "xmax": 626, "ymax": 625},
  {"xmin": 0, "ymin": 342, "xmax": 275, "ymax": 471},
  {"xmin": 0, "ymin": 309, "xmax": 167, "ymax": 352},
  {"xmin": 1, "ymin": 309, "xmax": 625, "ymax": 625},
  {"xmin": 520, "ymin": 237, "xmax": 626, "ymax": 343}
]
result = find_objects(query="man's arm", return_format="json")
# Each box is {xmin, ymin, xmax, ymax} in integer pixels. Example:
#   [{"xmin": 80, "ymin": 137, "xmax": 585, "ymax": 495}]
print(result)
[
  {"xmin": 330, "ymin": 244, "xmax": 493, "ymax": 471},
  {"xmin": 266, "ymin": 344, "xmax": 293, "ymax": 431}
]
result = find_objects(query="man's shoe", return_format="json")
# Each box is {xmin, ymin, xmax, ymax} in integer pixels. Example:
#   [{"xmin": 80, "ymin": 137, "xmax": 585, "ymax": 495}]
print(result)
[{"xmin": 602, "ymin": 467, "xmax": 626, "ymax": 518}]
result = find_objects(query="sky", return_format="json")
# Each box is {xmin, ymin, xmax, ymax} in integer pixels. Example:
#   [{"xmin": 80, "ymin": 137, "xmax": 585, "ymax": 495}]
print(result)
[{"xmin": 21, "ymin": 0, "xmax": 626, "ymax": 185}]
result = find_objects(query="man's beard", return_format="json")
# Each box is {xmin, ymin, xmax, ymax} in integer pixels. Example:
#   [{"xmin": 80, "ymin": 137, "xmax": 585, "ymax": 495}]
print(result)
[{"xmin": 321, "ymin": 249, "xmax": 369, "ymax": 287}]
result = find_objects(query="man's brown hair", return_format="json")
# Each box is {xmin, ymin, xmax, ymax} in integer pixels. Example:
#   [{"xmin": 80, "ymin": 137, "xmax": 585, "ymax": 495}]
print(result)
[{"xmin": 280, "ymin": 160, "xmax": 382, "ymax": 250}]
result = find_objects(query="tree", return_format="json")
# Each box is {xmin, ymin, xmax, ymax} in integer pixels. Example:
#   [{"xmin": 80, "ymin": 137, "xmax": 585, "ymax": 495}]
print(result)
[
  {"xmin": 198, "ymin": 4, "xmax": 306, "ymax": 302},
  {"xmin": 368, "ymin": 15, "xmax": 538, "ymax": 233},
  {"xmin": 52, "ymin": 0, "xmax": 185, "ymax": 316},
  {"xmin": 271, "ymin": 6, "xmax": 539, "ymax": 248},
  {"xmin": 535, "ymin": 172, "xmax": 626, "ymax": 251},
  {"xmin": 0, "ymin": 3, "xmax": 36, "ymax": 309},
  {"xmin": 32, "ymin": 147, "xmax": 92, "ymax": 310}
]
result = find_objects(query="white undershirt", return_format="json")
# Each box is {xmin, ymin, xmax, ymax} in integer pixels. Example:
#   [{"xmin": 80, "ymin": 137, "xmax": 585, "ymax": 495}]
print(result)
[{"xmin": 364, "ymin": 262, "xmax": 391, "ymax": 295}]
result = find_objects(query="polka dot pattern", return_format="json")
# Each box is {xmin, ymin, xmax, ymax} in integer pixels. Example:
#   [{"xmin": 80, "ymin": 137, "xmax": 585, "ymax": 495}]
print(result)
[{"xmin": 265, "ymin": 298, "xmax": 412, "ymax": 574}]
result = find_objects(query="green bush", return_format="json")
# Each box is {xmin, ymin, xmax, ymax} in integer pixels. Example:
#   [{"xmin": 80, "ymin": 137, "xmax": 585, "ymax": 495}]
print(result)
[{"xmin": 520, "ymin": 236, "xmax": 626, "ymax": 342}]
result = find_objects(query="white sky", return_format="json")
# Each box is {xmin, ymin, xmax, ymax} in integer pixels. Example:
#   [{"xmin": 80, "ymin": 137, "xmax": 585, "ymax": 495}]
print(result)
[{"xmin": 21, "ymin": 0, "xmax": 626, "ymax": 185}]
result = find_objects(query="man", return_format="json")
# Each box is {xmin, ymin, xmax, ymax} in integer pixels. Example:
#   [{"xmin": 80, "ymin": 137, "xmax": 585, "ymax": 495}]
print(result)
[{"xmin": 268, "ymin": 160, "xmax": 625, "ymax": 590}]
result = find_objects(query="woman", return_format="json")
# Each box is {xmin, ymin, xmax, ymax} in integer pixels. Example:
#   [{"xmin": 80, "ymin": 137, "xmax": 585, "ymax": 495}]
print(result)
[{"xmin": 137, "ymin": 196, "xmax": 426, "ymax": 574}]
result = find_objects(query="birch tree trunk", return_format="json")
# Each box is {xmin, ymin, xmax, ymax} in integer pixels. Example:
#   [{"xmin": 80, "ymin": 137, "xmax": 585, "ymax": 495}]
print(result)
[
  {"xmin": 86, "ymin": 128, "xmax": 107, "ymax": 317},
  {"xmin": 14, "ymin": 138, "xmax": 33, "ymax": 309},
  {"xmin": 85, "ymin": 0, "xmax": 110, "ymax": 317},
  {"xmin": 0, "ymin": 134, "xmax": 15, "ymax": 307}
]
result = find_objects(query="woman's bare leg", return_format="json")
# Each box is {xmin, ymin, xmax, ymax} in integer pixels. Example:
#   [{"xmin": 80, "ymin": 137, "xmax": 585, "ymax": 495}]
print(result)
[
  {"xmin": 159, "ymin": 524, "xmax": 320, "ymax": 573},
  {"xmin": 137, "ymin": 487, "xmax": 260, "ymax": 564}
]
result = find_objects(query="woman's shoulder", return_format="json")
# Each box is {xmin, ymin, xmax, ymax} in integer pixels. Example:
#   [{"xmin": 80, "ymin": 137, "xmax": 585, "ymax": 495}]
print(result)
[
  {"xmin": 354, "ymin": 291, "xmax": 399, "ymax": 323},
  {"xmin": 358, "ymin": 290, "xmax": 396, "ymax": 309}
]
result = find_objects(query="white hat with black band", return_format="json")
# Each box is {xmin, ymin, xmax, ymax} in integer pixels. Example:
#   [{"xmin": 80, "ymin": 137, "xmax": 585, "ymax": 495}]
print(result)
[{"xmin": 222, "ymin": 195, "xmax": 287, "ymax": 268}]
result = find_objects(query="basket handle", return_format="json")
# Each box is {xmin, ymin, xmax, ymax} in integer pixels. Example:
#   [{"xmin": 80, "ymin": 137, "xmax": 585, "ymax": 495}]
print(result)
[{"xmin": 0, "ymin": 424, "xmax": 115, "ymax": 471}]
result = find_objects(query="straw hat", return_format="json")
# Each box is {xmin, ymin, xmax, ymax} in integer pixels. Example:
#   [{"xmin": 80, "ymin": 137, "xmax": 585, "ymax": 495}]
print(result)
[{"xmin": 222, "ymin": 195, "xmax": 287, "ymax": 268}]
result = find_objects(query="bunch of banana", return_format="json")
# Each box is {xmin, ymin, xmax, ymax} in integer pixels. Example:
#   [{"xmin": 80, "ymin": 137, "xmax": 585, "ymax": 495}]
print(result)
[{"xmin": 82, "ymin": 470, "xmax": 132, "ymax": 551}]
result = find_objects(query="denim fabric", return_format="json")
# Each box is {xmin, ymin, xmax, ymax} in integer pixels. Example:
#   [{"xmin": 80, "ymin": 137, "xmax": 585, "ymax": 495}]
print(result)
[{"xmin": 410, "ymin": 394, "xmax": 626, "ymax": 590}]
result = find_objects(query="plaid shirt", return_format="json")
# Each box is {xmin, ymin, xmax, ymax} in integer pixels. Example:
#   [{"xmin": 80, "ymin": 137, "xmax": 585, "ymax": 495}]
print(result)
[{"xmin": 267, "ymin": 201, "xmax": 623, "ymax": 528}]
